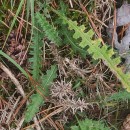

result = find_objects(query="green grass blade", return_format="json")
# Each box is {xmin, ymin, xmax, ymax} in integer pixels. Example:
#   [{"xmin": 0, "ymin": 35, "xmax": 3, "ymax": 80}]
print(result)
[
  {"xmin": 0, "ymin": 50, "xmax": 28, "ymax": 78},
  {"xmin": 2, "ymin": 0, "xmax": 25, "ymax": 49}
]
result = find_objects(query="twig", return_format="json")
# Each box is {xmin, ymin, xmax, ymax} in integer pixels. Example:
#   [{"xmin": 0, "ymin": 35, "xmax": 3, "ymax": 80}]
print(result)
[
  {"xmin": 0, "ymin": 62, "xmax": 25, "ymax": 97},
  {"xmin": 33, "ymin": 116, "xmax": 42, "ymax": 130},
  {"xmin": 112, "ymin": 1, "xmax": 116, "ymax": 48},
  {"xmin": 69, "ymin": 0, "xmax": 73, "ymax": 8},
  {"xmin": 22, "ymin": 107, "xmax": 64, "ymax": 130},
  {"xmin": 0, "ymin": 62, "xmax": 41, "ymax": 130},
  {"xmin": 15, "ymin": 117, "xmax": 25, "ymax": 130},
  {"xmin": 6, "ymin": 96, "xmax": 21, "ymax": 124}
]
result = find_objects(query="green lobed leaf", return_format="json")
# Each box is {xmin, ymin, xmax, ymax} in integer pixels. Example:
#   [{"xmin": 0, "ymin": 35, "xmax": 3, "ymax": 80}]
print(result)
[
  {"xmin": 107, "ymin": 90, "xmax": 130, "ymax": 101},
  {"xmin": 51, "ymin": 8, "xmax": 130, "ymax": 92},
  {"xmin": 0, "ymin": 50, "xmax": 28, "ymax": 78},
  {"xmin": 53, "ymin": 2, "xmax": 88, "ymax": 58},
  {"xmin": 41, "ymin": 65, "xmax": 57, "ymax": 96},
  {"xmin": 25, "ymin": 94, "xmax": 43, "ymax": 122},
  {"xmin": 29, "ymin": 19, "xmax": 44, "ymax": 80},
  {"xmin": 71, "ymin": 118, "xmax": 110, "ymax": 130},
  {"xmin": 35, "ymin": 12, "xmax": 62, "ymax": 46},
  {"xmin": 65, "ymin": 33, "xmax": 88, "ymax": 58},
  {"xmin": 24, "ymin": 65, "xmax": 57, "ymax": 122}
]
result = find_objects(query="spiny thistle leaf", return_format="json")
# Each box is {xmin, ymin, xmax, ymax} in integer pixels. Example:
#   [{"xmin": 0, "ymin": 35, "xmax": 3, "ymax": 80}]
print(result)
[
  {"xmin": 25, "ymin": 65, "xmax": 57, "ymax": 122},
  {"xmin": 71, "ymin": 118, "xmax": 110, "ymax": 130},
  {"xmin": 107, "ymin": 90, "xmax": 130, "ymax": 101},
  {"xmin": 26, "ymin": 19, "xmax": 57, "ymax": 122},
  {"xmin": 35, "ymin": 12, "xmax": 62, "ymax": 46},
  {"xmin": 25, "ymin": 94, "xmax": 43, "ymax": 122},
  {"xmin": 54, "ymin": 1, "xmax": 87, "ymax": 58},
  {"xmin": 41, "ymin": 65, "xmax": 57, "ymax": 96},
  {"xmin": 65, "ymin": 33, "xmax": 88, "ymax": 58},
  {"xmin": 25, "ymin": 19, "xmax": 44, "ymax": 122},
  {"xmin": 55, "ymin": 20, "xmax": 88, "ymax": 58},
  {"xmin": 52, "ymin": 8, "xmax": 130, "ymax": 92},
  {"xmin": 29, "ymin": 20, "xmax": 43, "ymax": 80}
]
